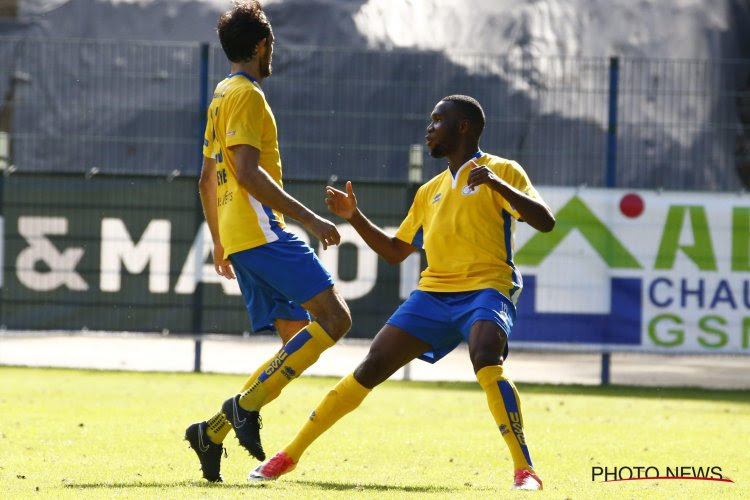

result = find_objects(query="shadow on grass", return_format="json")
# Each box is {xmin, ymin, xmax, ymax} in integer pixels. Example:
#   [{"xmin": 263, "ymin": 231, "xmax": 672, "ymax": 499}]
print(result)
[
  {"xmin": 64, "ymin": 480, "xmax": 471, "ymax": 493},
  {"xmin": 288, "ymin": 479, "xmax": 475, "ymax": 493},
  {"xmin": 385, "ymin": 379, "xmax": 750, "ymax": 403},
  {"xmin": 64, "ymin": 481, "xmax": 235, "ymax": 489}
]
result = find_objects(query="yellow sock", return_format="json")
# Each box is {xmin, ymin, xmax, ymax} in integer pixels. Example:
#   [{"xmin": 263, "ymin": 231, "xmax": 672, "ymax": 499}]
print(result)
[
  {"xmin": 283, "ymin": 373, "xmax": 371, "ymax": 462},
  {"xmin": 238, "ymin": 322, "xmax": 335, "ymax": 411},
  {"xmin": 205, "ymin": 411, "xmax": 231, "ymax": 444},
  {"xmin": 205, "ymin": 344, "xmax": 290, "ymax": 445},
  {"xmin": 236, "ymin": 339, "xmax": 286, "ymax": 406},
  {"xmin": 477, "ymin": 365, "xmax": 534, "ymax": 471},
  {"xmin": 239, "ymin": 363, "xmax": 267, "ymax": 393}
]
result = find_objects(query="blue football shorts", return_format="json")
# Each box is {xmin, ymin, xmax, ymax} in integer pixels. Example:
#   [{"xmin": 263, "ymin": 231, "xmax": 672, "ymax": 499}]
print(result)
[
  {"xmin": 386, "ymin": 288, "xmax": 515, "ymax": 363},
  {"xmin": 229, "ymin": 231, "xmax": 334, "ymax": 333}
]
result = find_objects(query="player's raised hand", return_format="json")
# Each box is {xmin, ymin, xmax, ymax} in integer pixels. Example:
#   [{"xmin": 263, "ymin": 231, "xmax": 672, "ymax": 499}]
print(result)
[
  {"xmin": 304, "ymin": 213, "xmax": 341, "ymax": 250},
  {"xmin": 325, "ymin": 180, "xmax": 358, "ymax": 220},
  {"xmin": 467, "ymin": 160, "xmax": 501, "ymax": 191},
  {"xmin": 213, "ymin": 241, "xmax": 235, "ymax": 280}
]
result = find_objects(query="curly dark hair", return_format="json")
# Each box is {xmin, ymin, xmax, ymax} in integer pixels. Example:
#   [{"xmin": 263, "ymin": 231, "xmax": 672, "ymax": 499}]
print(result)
[
  {"xmin": 441, "ymin": 95, "xmax": 485, "ymax": 136},
  {"xmin": 217, "ymin": 1, "xmax": 273, "ymax": 63}
]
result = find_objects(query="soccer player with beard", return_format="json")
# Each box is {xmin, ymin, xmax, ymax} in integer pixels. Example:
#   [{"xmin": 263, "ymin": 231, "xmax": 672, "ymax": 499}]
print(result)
[
  {"xmin": 249, "ymin": 95, "xmax": 555, "ymax": 491},
  {"xmin": 184, "ymin": 0, "xmax": 352, "ymax": 482}
]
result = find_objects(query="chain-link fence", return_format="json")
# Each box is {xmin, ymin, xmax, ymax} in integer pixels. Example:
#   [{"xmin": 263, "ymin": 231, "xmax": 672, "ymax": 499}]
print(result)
[
  {"xmin": 0, "ymin": 38, "xmax": 201, "ymax": 176},
  {"xmin": 2, "ymin": 37, "xmax": 750, "ymax": 344},
  {"xmin": 2, "ymin": 37, "xmax": 749, "ymax": 189}
]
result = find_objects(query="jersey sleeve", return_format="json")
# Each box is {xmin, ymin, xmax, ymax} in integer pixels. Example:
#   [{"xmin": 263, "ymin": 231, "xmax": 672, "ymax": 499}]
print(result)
[
  {"xmin": 394, "ymin": 188, "xmax": 425, "ymax": 248},
  {"xmin": 495, "ymin": 160, "xmax": 541, "ymax": 219},
  {"xmin": 225, "ymin": 88, "xmax": 265, "ymax": 150},
  {"xmin": 202, "ymin": 107, "xmax": 214, "ymax": 158}
]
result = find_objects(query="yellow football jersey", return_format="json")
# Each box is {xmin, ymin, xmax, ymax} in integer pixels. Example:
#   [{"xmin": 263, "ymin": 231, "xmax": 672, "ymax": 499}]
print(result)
[
  {"xmin": 395, "ymin": 152, "xmax": 541, "ymax": 302},
  {"xmin": 202, "ymin": 72, "xmax": 287, "ymax": 258}
]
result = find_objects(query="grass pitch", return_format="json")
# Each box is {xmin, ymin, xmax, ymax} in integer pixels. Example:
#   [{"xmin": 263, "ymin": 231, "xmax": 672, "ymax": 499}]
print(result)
[{"xmin": 0, "ymin": 366, "xmax": 747, "ymax": 499}]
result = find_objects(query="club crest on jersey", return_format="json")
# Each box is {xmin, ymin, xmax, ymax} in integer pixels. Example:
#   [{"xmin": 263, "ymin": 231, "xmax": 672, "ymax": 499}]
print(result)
[
  {"xmin": 432, "ymin": 193, "xmax": 442, "ymax": 204},
  {"xmin": 462, "ymin": 185, "xmax": 478, "ymax": 196}
]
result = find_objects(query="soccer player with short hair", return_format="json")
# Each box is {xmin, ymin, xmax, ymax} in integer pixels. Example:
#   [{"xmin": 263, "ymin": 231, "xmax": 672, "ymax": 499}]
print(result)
[
  {"xmin": 184, "ymin": 0, "xmax": 352, "ymax": 482},
  {"xmin": 249, "ymin": 95, "xmax": 555, "ymax": 490}
]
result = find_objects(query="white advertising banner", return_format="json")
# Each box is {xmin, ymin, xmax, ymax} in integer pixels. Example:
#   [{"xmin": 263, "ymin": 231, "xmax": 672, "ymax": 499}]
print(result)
[{"xmin": 512, "ymin": 187, "xmax": 750, "ymax": 354}]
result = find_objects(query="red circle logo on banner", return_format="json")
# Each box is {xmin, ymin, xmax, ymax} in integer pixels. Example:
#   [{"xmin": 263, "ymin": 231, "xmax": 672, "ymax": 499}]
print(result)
[{"xmin": 620, "ymin": 193, "xmax": 645, "ymax": 218}]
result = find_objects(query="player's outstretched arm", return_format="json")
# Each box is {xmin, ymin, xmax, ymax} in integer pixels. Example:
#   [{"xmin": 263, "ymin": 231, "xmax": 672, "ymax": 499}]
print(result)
[
  {"xmin": 233, "ymin": 145, "xmax": 341, "ymax": 249},
  {"xmin": 326, "ymin": 181, "xmax": 415, "ymax": 264}
]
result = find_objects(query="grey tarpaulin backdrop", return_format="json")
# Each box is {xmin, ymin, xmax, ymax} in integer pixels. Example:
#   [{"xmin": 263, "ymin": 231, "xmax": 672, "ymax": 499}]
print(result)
[{"xmin": 1, "ymin": 38, "xmax": 748, "ymax": 190}]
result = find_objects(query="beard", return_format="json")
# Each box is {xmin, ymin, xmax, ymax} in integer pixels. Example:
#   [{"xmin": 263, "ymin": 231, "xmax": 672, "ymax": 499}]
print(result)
[
  {"xmin": 260, "ymin": 54, "xmax": 272, "ymax": 78},
  {"xmin": 428, "ymin": 142, "xmax": 449, "ymax": 158}
]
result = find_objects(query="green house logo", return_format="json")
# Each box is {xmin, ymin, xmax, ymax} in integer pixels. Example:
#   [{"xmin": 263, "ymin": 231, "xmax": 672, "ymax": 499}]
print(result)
[{"xmin": 516, "ymin": 196, "xmax": 641, "ymax": 269}]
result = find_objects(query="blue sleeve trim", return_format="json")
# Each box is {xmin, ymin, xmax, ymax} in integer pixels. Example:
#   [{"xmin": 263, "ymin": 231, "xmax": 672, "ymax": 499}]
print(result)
[{"xmin": 411, "ymin": 227, "xmax": 424, "ymax": 248}]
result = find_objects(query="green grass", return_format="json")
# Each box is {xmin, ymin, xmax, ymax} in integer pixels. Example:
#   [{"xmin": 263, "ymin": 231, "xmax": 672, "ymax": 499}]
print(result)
[{"xmin": 0, "ymin": 366, "xmax": 747, "ymax": 499}]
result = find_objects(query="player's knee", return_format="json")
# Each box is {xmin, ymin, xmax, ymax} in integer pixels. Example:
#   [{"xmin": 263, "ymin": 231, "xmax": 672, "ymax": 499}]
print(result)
[
  {"xmin": 470, "ymin": 353, "xmax": 504, "ymax": 373},
  {"xmin": 469, "ymin": 324, "xmax": 507, "ymax": 364},
  {"xmin": 316, "ymin": 302, "xmax": 351, "ymax": 341},
  {"xmin": 469, "ymin": 338, "xmax": 506, "ymax": 371},
  {"xmin": 353, "ymin": 353, "xmax": 389, "ymax": 388},
  {"xmin": 334, "ymin": 307, "xmax": 353, "ymax": 338}
]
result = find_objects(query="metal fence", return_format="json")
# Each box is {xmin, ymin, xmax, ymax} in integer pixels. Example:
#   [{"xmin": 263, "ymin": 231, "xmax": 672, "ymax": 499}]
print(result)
[
  {"xmin": 2, "ymin": 39, "xmax": 750, "ymax": 383},
  {"xmin": 0, "ymin": 173, "xmax": 411, "ymax": 339},
  {"xmin": 1, "ymin": 37, "xmax": 748, "ymax": 190}
]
